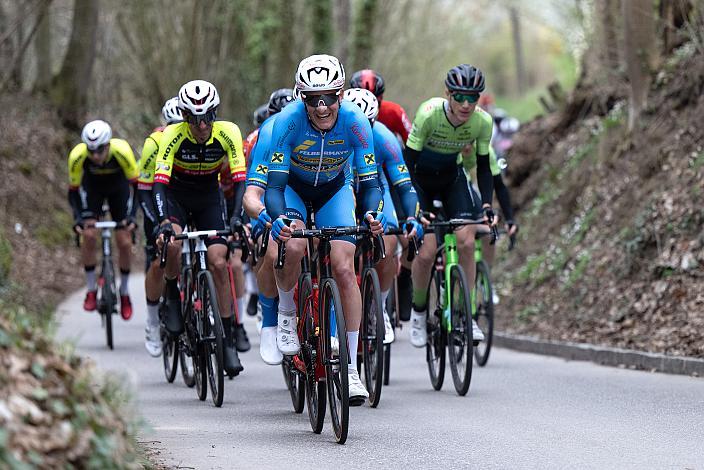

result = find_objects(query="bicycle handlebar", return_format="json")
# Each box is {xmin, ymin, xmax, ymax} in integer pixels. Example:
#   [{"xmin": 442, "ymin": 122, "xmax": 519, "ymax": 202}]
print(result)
[
  {"xmin": 159, "ymin": 229, "xmax": 234, "ymax": 268},
  {"xmin": 384, "ymin": 222, "xmax": 419, "ymax": 262}
]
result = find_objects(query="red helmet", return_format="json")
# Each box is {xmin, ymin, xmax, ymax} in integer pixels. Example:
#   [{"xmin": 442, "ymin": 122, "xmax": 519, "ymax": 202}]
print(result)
[{"xmin": 350, "ymin": 69, "xmax": 385, "ymax": 97}]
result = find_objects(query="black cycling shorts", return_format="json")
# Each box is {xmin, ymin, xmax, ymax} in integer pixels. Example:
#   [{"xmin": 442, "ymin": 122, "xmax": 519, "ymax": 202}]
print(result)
[
  {"xmin": 166, "ymin": 187, "xmax": 227, "ymax": 247},
  {"xmin": 80, "ymin": 179, "xmax": 131, "ymax": 223},
  {"xmin": 412, "ymin": 166, "xmax": 481, "ymax": 220}
]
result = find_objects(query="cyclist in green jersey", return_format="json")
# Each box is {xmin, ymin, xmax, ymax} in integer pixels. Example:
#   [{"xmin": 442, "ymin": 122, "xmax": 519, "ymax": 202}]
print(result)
[{"xmin": 404, "ymin": 64, "xmax": 497, "ymax": 347}]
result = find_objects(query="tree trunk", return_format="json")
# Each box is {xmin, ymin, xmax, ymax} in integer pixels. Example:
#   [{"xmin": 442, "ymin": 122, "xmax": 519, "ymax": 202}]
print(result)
[
  {"xmin": 509, "ymin": 6, "xmax": 526, "ymax": 94},
  {"xmin": 352, "ymin": 0, "xmax": 377, "ymax": 71},
  {"xmin": 34, "ymin": 0, "xmax": 52, "ymax": 92},
  {"xmin": 334, "ymin": 0, "xmax": 351, "ymax": 67},
  {"xmin": 312, "ymin": 0, "xmax": 333, "ymax": 53},
  {"xmin": 620, "ymin": 0, "xmax": 658, "ymax": 131},
  {"xmin": 595, "ymin": 0, "xmax": 620, "ymax": 71},
  {"xmin": 50, "ymin": 0, "xmax": 99, "ymax": 129}
]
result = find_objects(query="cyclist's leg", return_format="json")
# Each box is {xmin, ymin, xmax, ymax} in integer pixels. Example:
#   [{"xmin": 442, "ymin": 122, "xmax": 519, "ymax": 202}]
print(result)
[
  {"xmin": 273, "ymin": 186, "xmax": 307, "ymax": 355},
  {"xmin": 258, "ymin": 232, "xmax": 282, "ymax": 364},
  {"xmin": 161, "ymin": 191, "xmax": 185, "ymax": 334},
  {"xmin": 445, "ymin": 171, "xmax": 482, "ymax": 292},
  {"xmin": 377, "ymin": 186, "xmax": 399, "ymax": 342}
]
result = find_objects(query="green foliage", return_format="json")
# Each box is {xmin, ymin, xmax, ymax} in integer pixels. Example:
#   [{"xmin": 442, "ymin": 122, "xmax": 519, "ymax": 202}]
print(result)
[
  {"xmin": 0, "ymin": 230, "xmax": 11, "ymax": 287},
  {"xmin": 35, "ymin": 211, "xmax": 74, "ymax": 248},
  {"xmin": 563, "ymin": 250, "xmax": 591, "ymax": 290},
  {"xmin": 517, "ymin": 304, "xmax": 541, "ymax": 322}
]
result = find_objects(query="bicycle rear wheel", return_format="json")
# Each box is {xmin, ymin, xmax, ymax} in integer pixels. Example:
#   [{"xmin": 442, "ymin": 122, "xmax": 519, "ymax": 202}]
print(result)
[
  {"xmin": 382, "ymin": 285, "xmax": 395, "ymax": 386},
  {"xmin": 100, "ymin": 261, "xmax": 115, "ymax": 350},
  {"xmin": 361, "ymin": 268, "xmax": 384, "ymax": 408},
  {"xmin": 448, "ymin": 265, "xmax": 473, "ymax": 396},
  {"xmin": 474, "ymin": 260, "xmax": 494, "ymax": 367},
  {"xmin": 199, "ymin": 271, "xmax": 225, "ymax": 407},
  {"xmin": 301, "ymin": 276, "xmax": 326, "ymax": 433},
  {"xmin": 321, "ymin": 278, "xmax": 348, "ymax": 444},
  {"xmin": 426, "ymin": 267, "xmax": 446, "ymax": 391}
]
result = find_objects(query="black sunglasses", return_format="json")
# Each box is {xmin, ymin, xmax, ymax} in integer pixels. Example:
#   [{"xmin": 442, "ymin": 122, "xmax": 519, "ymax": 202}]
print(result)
[
  {"xmin": 301, "ymin": 91, "xmax": 340, "ymax": 107},
  {"xmin": 184, "ymin": 109, "xmax": 217, "ymax": 125},
  {"xmin": 88, "ymin": 144, "xmax": 108, "ymax": 154}
]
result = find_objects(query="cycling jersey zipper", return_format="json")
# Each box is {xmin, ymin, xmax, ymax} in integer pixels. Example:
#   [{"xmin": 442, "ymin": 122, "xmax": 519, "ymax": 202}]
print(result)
[{"xmin": 313, "ymin": 131, "xmax": 326, "ymax": 187}]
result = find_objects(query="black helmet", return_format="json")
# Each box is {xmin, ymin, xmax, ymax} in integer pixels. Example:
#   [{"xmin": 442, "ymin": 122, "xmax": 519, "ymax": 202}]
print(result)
[
  {"xmin": 350, "ymin": 69, "xmax": 385, "ymax": 97},
  {"xmin": 445, "ymin": 64, "xmax": 485, "ymax": 93},
  {"xmin": 252, "ymin": 104, "xmax": 269, "ymax": 127},
  {"xmin": 268, "ymin": 88, "xmax": 295, "ymax": 115}
]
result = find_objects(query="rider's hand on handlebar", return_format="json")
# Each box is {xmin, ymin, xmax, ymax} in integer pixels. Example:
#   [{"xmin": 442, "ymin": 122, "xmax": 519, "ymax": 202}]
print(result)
[
  {"xmin": 124, "ymin": 216, "xmax": 138, "ymax": 232},
  {"xmin": 365, "ymin": 211, "xmax": 387, "ymax": 236},
  {"xmin": 405, "ymin": 217, "xmax": 424, "ymax": 240},
  {"xmin": 73, "ymin": 220, "xmax": 84, "ymax": 235},
  {"xmin": 482, "ymin": 205, "xmax": 499, "ymax": 227},
  {"xmin": 272, "ymin": 217, "xmax": 293, "ymax": 242},
  {"xmin": 257, "ymin": 208, "xmax": 272, "ymax": 229},
  {"xmin": 506, "ymin": 220, "xmax": 519, "ymax": 236},
  {"xmin": 419, "ymin": 211, "xmax": 434, "ymax": 228},
  {"xmin": 156, "ymin": 221, "xmax": 174, "ymax": 248}
]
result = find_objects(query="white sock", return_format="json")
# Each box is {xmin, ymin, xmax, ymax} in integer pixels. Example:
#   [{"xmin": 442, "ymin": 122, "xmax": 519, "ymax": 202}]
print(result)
[
  {"xmin": 146, "ymin": 302, "xmax": 160, "ymax": 328},
  {"xmin": 236, "ymin": 296, "xmax": 246, "ymax": 323},
  {"xmin": 120, "ymin": 270, "xmax": 130, "ymax": 296},
  {"xmin": 246, "ymin": 269, "xmax": 258, "ymax": 294},
  {"xmin": 86, "ymin": 268, "xmax": 97, "ymax": 291},
  {"xmin": 277, "ymin": 286, "xmax": 296, "ymax": 313},
  {"xmin": 411, "ymin": 308, "xmax": 425, "ymax": 324},
  {"xmin": 381, "ymin": 289, "xmax": 390, "ymax": 314},
  {"xmin": 347, "ymin": 330, "xmax": 359, "ymax": 372}
]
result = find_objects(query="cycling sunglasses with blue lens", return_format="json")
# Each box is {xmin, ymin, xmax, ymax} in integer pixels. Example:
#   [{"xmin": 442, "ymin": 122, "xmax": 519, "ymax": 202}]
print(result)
[
  {"xmin": 451, "ymin": 92, "xmax": 480, "ymax": 104},
  {"xmin": 301, "ymin": 91, "xmax": 341, "ymax": 107},
  {"xmin": 184, "ymin": 109, "xmax": 217, "ymax": 125}
]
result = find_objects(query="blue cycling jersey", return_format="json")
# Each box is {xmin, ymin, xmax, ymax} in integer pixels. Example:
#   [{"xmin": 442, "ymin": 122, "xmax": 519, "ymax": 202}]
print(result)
[
  {"xmin": 246, "ymin": 115, "xmax": 276, "ymax": 189},
  {"xmin": 265, "ymin": 100, "xmax": 382, "ymax": 219}
]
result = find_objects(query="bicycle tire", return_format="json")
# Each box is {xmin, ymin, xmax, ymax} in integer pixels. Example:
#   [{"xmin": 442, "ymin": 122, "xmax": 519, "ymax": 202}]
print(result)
[
  {"xmin": 179, "ymin": 267, "xmax": 196, "ymax": 388},
  {"xmin": 100, "ymin": 260, "xmax": 115, "ymax": 350},
  {"xmin": 473, "ymin": 260, "xmax": 494, "ymax": 367},
  {"xmin": 426, "ymin": 267, "xmax": 446, "ymax": 391},
  {"xmin": 199, "ymin": 271, "xmax": 225, "ymax": 407},
  {"xmin": 448, "ymin": 265, "xmax": 473, "ymax": 396},
  {"xmin": 361, "ymin": 268, "xmax": 384, "ymax": 408},
  {"xmin": 282, "ymin": 357, "xmax": 305, "ymax": 413},
  {"xmin": 321, "ymin": 278, "xmax": 348, "ymax": 444},
  {"xmin": 382, "ymin": 285, "xmax": 395, "ymax": 386},
  {"xmin": 179, "ymin": 348, "xmax": 196, "ymax": 387},
  {"xmin": 162, "ymin": 332, "xmax": 179, "ymax": 383},
  {"xmin": 301, "ymin": 275, "xmax": 326, "ymax": 433}
]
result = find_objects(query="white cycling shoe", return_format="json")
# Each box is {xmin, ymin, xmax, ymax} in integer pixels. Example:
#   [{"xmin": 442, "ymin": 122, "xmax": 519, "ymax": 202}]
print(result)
[
  {"xmin": 348, "ymin": 370, "xmax": 369, "ymax": 405},
  {"xmin": 410, "ymin": 311, "xmax": 427, "ymax": 348},
  {"xmin": 144, "ymin": 325, "xmax": 162, "ymax": 357},
  {"xmin": 383, "ymin": 310, "xmax": 395, "ymax": 344},
  {"xmin": 276, "ymin": 311, "xmax": 300, "ymax": 356},
  {"xmin": 260, "ymin": 326, "xmax": 283, "ymax": 365},
  {"xmin": 472, "ymin": 319, "xmax": 485, "ymax": 342}
]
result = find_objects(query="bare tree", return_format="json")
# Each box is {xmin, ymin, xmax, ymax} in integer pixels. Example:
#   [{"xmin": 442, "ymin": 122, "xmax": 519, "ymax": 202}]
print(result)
[
  {"xmin": 34, "ymin": 0, "xmax": 52, "ymax": 92},
  {"xmin": 334, "ymin": 0, "xmax": 351, "ymax": 66},
  {"xmin": 312, "ymin": 0, "xmax": 333, "ymax": 53},
  {"xmin": 595, "ymin": 0, "xmax": 620, "ymax": 71},
  {"xmin": 509, "ymin": 6, "xmax": 527, "ymax": 93},
  {"xmin": 620, "ymin": 0, "xmax": 658, "ymax": 131},
  {"xmin": 352, "ymin": 0, "xmax": 377, "ymax": 70}
]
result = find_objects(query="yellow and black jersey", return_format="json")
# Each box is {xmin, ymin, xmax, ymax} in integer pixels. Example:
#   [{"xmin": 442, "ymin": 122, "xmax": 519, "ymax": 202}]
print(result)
[
  {"xmin": 67, "ymin": 138, "xmax": 138, "ymax": 189},
  {"xmin": 153, "ymin": 121, "xmax": 246, "ymax": 191}
]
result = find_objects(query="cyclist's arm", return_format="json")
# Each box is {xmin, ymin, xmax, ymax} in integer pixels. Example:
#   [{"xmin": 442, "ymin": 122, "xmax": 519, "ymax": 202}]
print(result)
[
  {"xmin": 138, "ymin": 136, "xmax": 159, "ymax": 225},
  {"xmin": 475, "ymin": 115, "xmax": 494, "ymax": 206},
  {"xmin": 152, "ymin": 127, "xmax": 180, "ymax": 224},
  {"xmin": 264, "ymin": 115, "xmax": 294, "ymax": 219},
  {"xmin": 67, "ymin": 144, "xmax": 87, "ymax": 223},
  {"xmin": 111, "ymin": 139, "xmax": 139, "ymax": 220},
  {"xmin": 351, "ymin": 116, "xmax": 382, "ymax": 214},
  {"xmin": 493, "ymin": 173, "xmax": 514, "ymax": 222},
  {"xmin": 243, "ymin": 186, "xmax": 265, "ymax": 219},
  {"xmin": 379, "ymin": 126, "xmax": 419, "ymax": 218},
  {"xmin": 221, "ymin": 122, "xmax": 247, "ymax": 221}
]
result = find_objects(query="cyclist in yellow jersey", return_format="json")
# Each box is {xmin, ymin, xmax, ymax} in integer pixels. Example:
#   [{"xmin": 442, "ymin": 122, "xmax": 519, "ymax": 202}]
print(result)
[
  {"xmin": 138, "ymin": 97, "xmax": 183, "ymax": 357},
  {"xmin": 154, "ymin": 80, "xmax": 247, "ymax": 376},
  {"xmin": 67, "ymin": 120, "xmax": 139, "ymax": 320}
]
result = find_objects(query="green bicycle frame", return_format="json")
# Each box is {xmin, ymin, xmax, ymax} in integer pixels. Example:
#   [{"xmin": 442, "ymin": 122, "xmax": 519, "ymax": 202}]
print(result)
[{"xmin": 440, "ymin": 232, "xmax": 478, "ymax": 331}]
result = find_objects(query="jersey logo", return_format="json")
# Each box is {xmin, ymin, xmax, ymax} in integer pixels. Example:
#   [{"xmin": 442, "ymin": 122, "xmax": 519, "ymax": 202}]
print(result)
[
  {"xmin": 156, "ymin": 163, "xmax": 170, "ymax": 172},
  {"xmin": 271, "ymin": 152, "xmax": 284, "ymax": 163},
  {"xmin": 328, "ymin": 140, "xmax": 345, "ymax": 145},
  {"xmin": 293, "ymin": 140, "xmax": 316, "ymax": 153},
  {"xmin": 256, "ymin": 164, "xmax": 268, "ymax": 174},
  {"xmin": 364, "ymin": 153, "xmax": 375, "ymax": 165},
  {"xmin": 397, "ymin": 164, "xmax": 407, "ymax": 173}
]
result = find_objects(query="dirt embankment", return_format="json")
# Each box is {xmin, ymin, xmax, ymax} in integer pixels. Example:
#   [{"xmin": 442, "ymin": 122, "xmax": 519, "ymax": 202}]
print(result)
[
  {"xmin": 0, "ymin": 94, "xmax": 146, "ymax": 468},
  {"xmin": 497, "ymin": 44, "xmax": 704, "ymax": 358}
]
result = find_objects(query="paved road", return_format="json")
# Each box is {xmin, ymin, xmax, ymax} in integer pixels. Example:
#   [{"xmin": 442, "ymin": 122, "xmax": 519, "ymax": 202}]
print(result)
[{"xmin": 57, "ymin": 274, "xmax": 704, "ymax": 469}]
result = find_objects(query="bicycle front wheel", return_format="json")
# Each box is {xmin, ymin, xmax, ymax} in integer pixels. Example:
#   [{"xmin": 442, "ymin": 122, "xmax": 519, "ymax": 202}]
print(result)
[
  {"xmin": 474, "ymin": 260, "xmax": 494, "ymax": 367},
  {"xmin": 199, "ymin": 271, "xmax": 224, "ymax": 407},
  {"xmin": 300, "ymin": 275, "xmax": 326, "ymax": 433},
  {"xmin": 100, "ymin": 260, "xmax": 115, "ymax": 350},
  {"xmin": 361, "ymin": 268, "xmax": 384, "ymax": 408},
  {"xmin": 448, "ymin": 265, "xmax": 473, "ymax": 396},
  {"xmin": 426, "ymin": 267, "xmax": 446, "ymax": 391},
  {"xmin": 321, "ymin": 278, "xmax": 348, "ymax": 444}
]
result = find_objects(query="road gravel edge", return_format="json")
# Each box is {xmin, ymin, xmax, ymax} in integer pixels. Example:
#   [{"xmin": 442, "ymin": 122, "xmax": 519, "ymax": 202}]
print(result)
[{"xmin": 494, "ymin": 332, "xmax": 704, "ymax": 377}]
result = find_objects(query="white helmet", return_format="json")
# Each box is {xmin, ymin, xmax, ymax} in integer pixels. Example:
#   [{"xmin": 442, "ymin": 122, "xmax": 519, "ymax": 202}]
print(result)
[
  {"xmin": 161, "ymin": 96, "xmax": 183, "ymax": 124},
  {"xmin": 295, "ymin": 54, "xmax": 345, "ymax": 93},
  {"xmin": 81, "ymin": 120, "xmax": 112, "ymax": 150},
  {"xmin": 178, "ymin": 80, "xmax": 220, "ymax": 116},
  {"xmin": 343, "ymin": 88, "xmax": 379, "ymax": 121}
]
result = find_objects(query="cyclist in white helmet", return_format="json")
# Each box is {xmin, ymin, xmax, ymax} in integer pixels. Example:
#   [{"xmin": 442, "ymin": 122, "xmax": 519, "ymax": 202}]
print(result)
[
  {"xmin": 67, "ymin": 120, "xmax": 139, "ymax": 320},
  {"xmin": 137, "ymin": 97, "xmax": 183, "ymax": 357},
  {"xmin": 153, "ymin": 80, "xmax": 248, "ymax": 377}
]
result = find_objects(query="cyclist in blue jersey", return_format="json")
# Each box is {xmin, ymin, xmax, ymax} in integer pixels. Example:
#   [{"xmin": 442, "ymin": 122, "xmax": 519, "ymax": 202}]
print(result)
[
  {"xmin": 344, "ymin": 88, "xmax": 422, "ymax": 344},
  {"xmin": 243, "ymin": 88, "xmax": 296, "ymax": 365},
  {"xmin": 264, "ymin": 55, "xmax": 385, "ymax": 402}
]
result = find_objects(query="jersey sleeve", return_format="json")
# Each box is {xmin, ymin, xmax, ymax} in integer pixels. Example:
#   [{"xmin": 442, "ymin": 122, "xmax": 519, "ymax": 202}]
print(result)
[
  {"xmin": 246, "ymin": 121, "xmax": 273, "ymax": 189},
  {"xmin": 267, "ymin": 111, "xmax": 297, "ymax": 175},
  {"xmin": 219, "ymin": 122, "xmax": 246, "ymax": 183},
  {"xmin": 138, "ymin": 134, "xmax": 160, "ymax": 189},
  {"xmin": 111, "ymin": 139, "xmax": 139, "ymax": 182},
  {"xmin": 475, "ymin": 112, "xmax": 493, "ymax": 156},
  {"xmin": 153, "ymin": 123, "xmax": 182, "ymax": 185},
  {"xmin": 406, "ymin": 100, "xmax": 433, "ymax": 152},
  {"xmin": 350, "ymin": 114, "xmax": 377, "ymax": 182},
  {"xmin": 67, "ymin": 143, "xmax": 88, "ymax": 189},
  {"xmin": 375, "ymin": 125, "xmax": 410, "ymax": 186}
]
